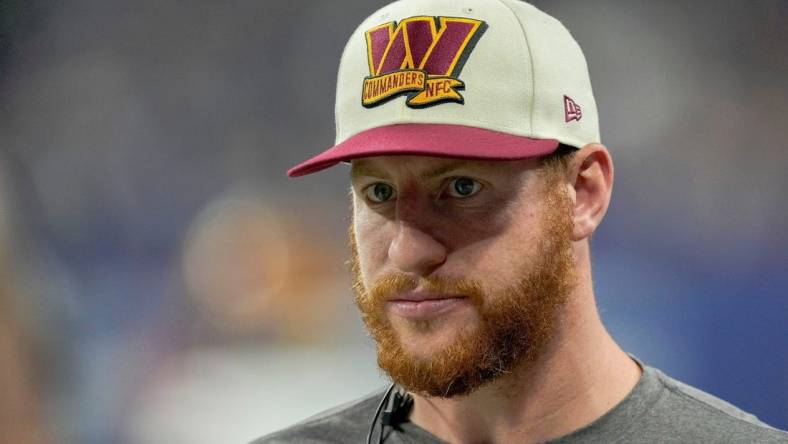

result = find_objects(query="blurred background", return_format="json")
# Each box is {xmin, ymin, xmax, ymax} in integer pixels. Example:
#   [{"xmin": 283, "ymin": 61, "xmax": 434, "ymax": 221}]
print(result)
[{"xmin": 0, "ymin": 0, "xmax": 786, "ymax": 443}]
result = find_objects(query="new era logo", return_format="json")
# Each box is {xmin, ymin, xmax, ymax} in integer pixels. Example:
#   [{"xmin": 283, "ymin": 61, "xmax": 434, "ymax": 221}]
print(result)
[{"xmin": 564, "ymin": 95, "xmax": 582, "ymax": 122}]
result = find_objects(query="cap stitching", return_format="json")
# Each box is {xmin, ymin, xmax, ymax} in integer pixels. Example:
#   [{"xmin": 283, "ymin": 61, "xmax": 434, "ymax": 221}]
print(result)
[
  {"xmin": 332, "ymin": 119, "xmax": 581, "ymax": 148},
  {"xmin": 494, "ymin": 0, "xmax": 536, "ymax": 134}
]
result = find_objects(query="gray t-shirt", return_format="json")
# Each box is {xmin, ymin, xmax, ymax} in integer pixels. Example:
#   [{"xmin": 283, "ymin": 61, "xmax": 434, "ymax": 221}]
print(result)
[{"xmin": 253, "ymin": 362, "xmax": 788, "ymax": 443}]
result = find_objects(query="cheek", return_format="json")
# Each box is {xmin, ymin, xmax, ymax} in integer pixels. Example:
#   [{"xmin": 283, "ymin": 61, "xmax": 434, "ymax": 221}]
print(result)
[
  {"xmin": 453, "ymin": 209, "xmax": 544, "ymax": 290},
  {"xmin": 428, "ymin": 192, "xmax": 518, "ymax": 250},
  {"xmin": 467, "ymin": 240, "xmax": 529, "ymax": 289},
  {"xmin": 352, "ymin": 206, "xmax": 390, "ymax": 284}
]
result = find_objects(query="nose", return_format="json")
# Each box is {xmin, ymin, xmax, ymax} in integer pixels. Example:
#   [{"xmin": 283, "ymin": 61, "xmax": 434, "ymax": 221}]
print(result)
[{"xmin": 388, "ymin": 221, "xmax": 447, "ymax": 275}]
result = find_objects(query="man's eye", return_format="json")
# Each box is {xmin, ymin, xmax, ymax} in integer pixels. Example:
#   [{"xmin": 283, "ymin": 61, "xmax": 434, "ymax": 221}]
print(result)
[
  {"xmin": 364, "ymin": 183, "xmax": 396, "ymax": 203},
  {"xmin": 446, "ymin": 177, "xmax": 482, "ymax": 198}
]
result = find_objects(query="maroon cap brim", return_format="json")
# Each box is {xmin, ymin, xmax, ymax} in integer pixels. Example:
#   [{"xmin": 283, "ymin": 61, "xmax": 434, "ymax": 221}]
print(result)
[{"xmin": 287, "ymin": 123, "xmax": 559, "ymax": 177}]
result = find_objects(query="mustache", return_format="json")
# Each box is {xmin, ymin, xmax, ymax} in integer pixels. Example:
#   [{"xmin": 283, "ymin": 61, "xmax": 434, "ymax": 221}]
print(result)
[{"xmin": 364, "ymin": 273, "xmax": 485, "ymax": 306}]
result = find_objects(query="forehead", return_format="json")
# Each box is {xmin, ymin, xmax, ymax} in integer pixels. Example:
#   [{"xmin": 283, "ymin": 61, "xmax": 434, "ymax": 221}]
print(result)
[{"xmin": 350, "ymin": 155, "xmax": 540, "ymax": 180}]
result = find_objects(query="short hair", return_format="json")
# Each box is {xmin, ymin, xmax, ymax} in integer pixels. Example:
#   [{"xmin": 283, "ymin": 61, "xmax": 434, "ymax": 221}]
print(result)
[{"xmin": 540, "ymin": 143, "xmax": 577, "ymax": 174}]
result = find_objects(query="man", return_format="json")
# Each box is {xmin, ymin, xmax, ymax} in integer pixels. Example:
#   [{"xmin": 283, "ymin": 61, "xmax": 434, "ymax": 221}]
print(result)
[{"xmin": 255, "ymin": 0, "xmax": 788, "ymax": 442}]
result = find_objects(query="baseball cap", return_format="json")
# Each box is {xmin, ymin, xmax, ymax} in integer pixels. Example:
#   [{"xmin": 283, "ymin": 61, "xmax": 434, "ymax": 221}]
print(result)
[{"xmin": 288, "ymin": 0, "xmax": 599, "ymax": 177}]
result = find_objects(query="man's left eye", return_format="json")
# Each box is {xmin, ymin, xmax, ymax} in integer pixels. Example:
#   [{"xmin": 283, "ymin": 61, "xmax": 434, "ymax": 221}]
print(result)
[{"xmin": 445, "ymin": 177, "xmax": 482, "ymax": 198}]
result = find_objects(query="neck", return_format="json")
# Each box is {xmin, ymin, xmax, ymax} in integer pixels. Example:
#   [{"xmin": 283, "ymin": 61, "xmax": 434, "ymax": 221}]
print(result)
[{"xmin": 407, "ymin": 253, "xmax": 641, "ymax": 444}]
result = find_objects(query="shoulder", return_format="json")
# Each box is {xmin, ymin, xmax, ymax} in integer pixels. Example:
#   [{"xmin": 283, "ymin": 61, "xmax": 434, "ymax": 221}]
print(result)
[
  {"xmin": 645, "ymin": 367, "xmax": 788, "ymax": 442},
  {"xmin": 249, "ymin": 387, "xmax": 386, "ymax": 444}
]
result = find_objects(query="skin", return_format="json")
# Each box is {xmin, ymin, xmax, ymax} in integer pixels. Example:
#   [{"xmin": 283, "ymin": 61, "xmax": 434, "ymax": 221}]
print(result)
[{"xmin": 350, "ymin": 143, "xmax": 641, "ymax": 444}]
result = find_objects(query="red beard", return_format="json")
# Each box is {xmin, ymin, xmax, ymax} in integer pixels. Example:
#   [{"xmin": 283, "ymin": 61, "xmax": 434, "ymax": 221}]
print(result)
[{"xmin": 350, "ymin": 182, "xmax": 575, "ymax": 398}]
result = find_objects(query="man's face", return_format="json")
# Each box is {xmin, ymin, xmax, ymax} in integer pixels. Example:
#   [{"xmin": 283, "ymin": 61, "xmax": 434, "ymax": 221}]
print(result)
[{"xmin": 349, "ymin": 155, "xmax": 575, "ymax": 397}]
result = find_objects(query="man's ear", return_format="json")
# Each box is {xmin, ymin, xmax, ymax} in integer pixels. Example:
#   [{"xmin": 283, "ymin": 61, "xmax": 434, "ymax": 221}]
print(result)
[{"xmin": 568, "ymin": 143, "xmax": 614, "ymax": 241}]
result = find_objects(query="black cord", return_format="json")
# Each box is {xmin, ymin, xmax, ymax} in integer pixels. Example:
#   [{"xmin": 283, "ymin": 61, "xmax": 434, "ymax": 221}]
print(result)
[{"xmin": 366, "ymin": 382, "xmax": 397, "ymax": 444}]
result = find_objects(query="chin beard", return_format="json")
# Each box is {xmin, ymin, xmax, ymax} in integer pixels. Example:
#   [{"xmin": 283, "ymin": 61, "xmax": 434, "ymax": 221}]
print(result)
[{"xmin": 349, "ymin": 184, "xmax": 575, "ymax": 398}]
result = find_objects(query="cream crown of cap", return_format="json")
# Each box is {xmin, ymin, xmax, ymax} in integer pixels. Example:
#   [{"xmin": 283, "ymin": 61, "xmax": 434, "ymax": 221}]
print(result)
[{"xmin": 288, "ymin": 0, "xmax": 599, "ymax": 177}]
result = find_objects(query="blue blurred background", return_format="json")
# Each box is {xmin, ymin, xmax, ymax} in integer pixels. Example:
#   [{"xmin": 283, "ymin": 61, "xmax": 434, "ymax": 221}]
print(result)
[{"xmin": 0, "ymin": 1, "xmax": 785, "ymax": 443}]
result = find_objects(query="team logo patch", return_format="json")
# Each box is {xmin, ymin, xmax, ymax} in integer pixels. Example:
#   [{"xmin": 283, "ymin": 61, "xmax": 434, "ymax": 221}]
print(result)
[{"xmin": 362, "ymin": 16, "xmax": 487, "ymax": 108}]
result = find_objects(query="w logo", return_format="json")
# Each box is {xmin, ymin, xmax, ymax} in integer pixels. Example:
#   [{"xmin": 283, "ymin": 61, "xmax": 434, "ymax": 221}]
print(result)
[{"xmin": 362, "ymin": 16, "xmax": 487, "ymax": 108}]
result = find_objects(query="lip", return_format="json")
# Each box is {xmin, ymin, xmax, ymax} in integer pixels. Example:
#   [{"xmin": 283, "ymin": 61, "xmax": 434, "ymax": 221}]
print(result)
[
  {"xmin": 390, "ymin": 291, "xmax": 462, "ymax": 302},
  {"xmin": 388, "ymin": 292, "xmax": 467, "ymax": 320}
]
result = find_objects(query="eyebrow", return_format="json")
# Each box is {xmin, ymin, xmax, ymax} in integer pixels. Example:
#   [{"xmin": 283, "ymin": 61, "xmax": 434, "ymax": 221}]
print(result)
[{"xmin": 350, "ymin": 160, "xmax": 472, "ymax": 181}]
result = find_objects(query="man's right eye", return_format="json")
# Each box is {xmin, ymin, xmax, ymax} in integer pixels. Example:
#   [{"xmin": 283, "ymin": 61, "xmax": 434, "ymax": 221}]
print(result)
[{"xmin": 364, "ymin": 183, "xmax": 396, "ymax": 203}]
